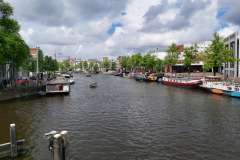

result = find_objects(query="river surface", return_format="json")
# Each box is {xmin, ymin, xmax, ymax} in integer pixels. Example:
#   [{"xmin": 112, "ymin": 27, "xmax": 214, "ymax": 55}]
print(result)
[{"xmin": 0, "ymin": 73, "xmax": 240, "ymax": 160}]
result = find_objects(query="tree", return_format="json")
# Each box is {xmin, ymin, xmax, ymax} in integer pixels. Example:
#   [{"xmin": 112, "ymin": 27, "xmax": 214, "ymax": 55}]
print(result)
[
  {"xmin": 146, "ymin": 54, "xmax": 156, "ymax": 72},
  {"xmin": 111, "ymin": 62, "xmax": 116, "ymax": 70},
  {"xmin": 183, "ymin": 43, "xmax": 198, "ymax": 76},
  {"xmin": 164, "ymin": 43, "xmax": 181, "ymax": 74},
  {"xmin": 43, "ymin": 56, "xmax": 54, "ymax": 77},
  {"xmin": 83, "ymin": 61, "xmax": 88, "ymax": 71},
  {"xmin": 200, "ymin": 31, "xmax": 236, "ymax": 76},
  {"xmin": 89, "ymin": 61, "xmax": 94, "ymax": 71},
  {"xmin": 120, "ymin": 56, "xmax": 130, "ymax": 72},
  {"xmin": 134, "ymin": 52, "xmax": 142, "ymax": 69},
  {"xmin": 0, "ymin": 0, "xmax": 30, "ymax": 69},
  {"xmin": 154, "ymin": 58, "xmax": 164, "ymax": 73},
  {"xmin": 93, "ymin": 64, "xmax": 99, "ymax": 71},
  {"xmin": 22, "ymin": 54, "xmax": 36, "ymax": 73},
  {"xmin": 58, "ymin": 62, "xmax": 64, "ymax": 71},
  {"xmin": 63, "ymin": 61, "xmax": 70, "ymax": 71},
  {"xmin": 103, "ymin": 60, "xmax": 110, "ymax": 68},
  {"xmin": 37, "ymin": 50, "xmax": 44, "ymax": 72},
  {"xmin": 79, "ymin": 61, "xmax": 83, "ymax": 71}
]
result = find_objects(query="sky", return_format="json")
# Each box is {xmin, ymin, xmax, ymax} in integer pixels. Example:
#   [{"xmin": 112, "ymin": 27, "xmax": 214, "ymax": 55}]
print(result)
[{"xmin": 4, "ymin": 0, "xmax": 240, "ymax": 60}]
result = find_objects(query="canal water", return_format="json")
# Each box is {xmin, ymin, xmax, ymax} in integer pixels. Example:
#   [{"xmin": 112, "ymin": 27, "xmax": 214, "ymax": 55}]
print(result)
[{"xmin": 0, "ymin": 74, "xmax": 240, "ymax": 160}]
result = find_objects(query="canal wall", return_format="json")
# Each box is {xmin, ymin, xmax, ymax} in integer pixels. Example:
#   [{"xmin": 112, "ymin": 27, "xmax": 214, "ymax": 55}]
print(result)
[{"xmin": 0, "ymin": 85, "xmax": 46, "ymax": 101}]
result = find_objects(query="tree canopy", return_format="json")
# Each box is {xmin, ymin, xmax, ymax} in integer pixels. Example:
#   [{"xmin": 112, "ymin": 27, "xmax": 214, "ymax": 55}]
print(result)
[
  {"xmin": 183, "ymin": 43, "xmax": 198, "ymax": 76},
  {"xmin": 83, "ymin": 61, "xmax": 88, "ymax": 70},
  {"xmin": 103, "ymin": 60, "xmax": 110, "ymax": 68},
  {"xmin": 0, "ymin": 0, "xmax": 30, "ymax": 69},
  {"xmin": 111, "ymin": 62, "xmax": 116, "ymax": 70},
  {"xmin": 200, "ymin": 31, "xmax": 236, "ymax": 76},
  {"xmin": 164, "ymin": 43, "xmax": 180, "ymax": 73},
  {"xmin": 93, "ymin": 64, "xmax": 99, "ymax": 71}
]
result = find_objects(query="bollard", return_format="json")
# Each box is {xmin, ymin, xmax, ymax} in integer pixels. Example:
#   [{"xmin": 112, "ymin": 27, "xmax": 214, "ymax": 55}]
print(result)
[
  {"xmin": 53, "ymin": 134, "xmax": 63, "ymax": 160},
  {"xmin": 10, "ymin": 124, "xmax": 17, "ymax": 157},
  {"xmin": 61, "ymin": 131, "xmax": 69, "ymax": 160}
]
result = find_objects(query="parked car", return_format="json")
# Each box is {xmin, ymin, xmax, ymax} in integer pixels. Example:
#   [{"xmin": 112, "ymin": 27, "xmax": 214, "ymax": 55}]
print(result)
[{"xmin": 16, "ymin": 77, "xmax": 29, "ymax": 85}]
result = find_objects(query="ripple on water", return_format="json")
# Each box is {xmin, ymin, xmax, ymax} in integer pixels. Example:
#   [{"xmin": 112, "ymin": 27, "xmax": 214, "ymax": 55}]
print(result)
[{"xmin": 0, "ymin": 74, "xmax": 240, "ymax": 159}]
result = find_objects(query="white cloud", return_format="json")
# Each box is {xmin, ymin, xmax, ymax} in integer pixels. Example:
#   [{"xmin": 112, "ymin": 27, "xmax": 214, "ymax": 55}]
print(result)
[{"xmin": 5, "ymin": 0, "xmax": 240, "ymax": 60}]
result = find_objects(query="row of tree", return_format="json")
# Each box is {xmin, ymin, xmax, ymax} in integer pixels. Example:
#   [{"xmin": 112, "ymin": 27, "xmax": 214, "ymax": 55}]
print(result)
[
  {"xmin": 118, "ymin": 31, "xmax": 237, "ymax": 76},
  {"xmin": 22, "ymin": 50, "xmax": 59, "ymax": 77},
  {"xmin": 73, "ymin": 60, "xmax": 117, "ymax": 72}
]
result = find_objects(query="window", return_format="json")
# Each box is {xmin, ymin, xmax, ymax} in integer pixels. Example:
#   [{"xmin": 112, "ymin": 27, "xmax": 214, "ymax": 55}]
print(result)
[
  {"xmin": 47, "ymin": 85, "xmax": 51, "ymax": 91},
  {"xmin": 55, "ymin": 85, "xmax": 59, "ymax": 91},
  {"xmin": 59, "ymin": 84, "xmax": 63, "ymax": 91},
  {"xmin": 51, "ymin": 85, "xmax": 54, "ymax": 91}
]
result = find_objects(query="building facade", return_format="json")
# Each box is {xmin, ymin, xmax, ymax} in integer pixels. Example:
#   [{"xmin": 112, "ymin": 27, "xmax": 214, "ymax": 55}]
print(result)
[{"xmin": 223, "ymin": 30, "xmax": 240, "ymax": 77}]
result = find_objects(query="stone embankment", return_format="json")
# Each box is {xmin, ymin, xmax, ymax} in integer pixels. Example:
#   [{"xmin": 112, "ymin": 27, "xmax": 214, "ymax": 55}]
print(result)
[{"xmin": 0, "ymin": 85, "xmax": 45, "ymax": 101}]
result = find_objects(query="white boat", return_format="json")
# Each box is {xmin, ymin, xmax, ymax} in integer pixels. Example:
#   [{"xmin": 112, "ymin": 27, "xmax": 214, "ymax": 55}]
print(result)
[
  {"xmin": 199, "ymin": 76, "xmax": 240, "ymax": 93},
  {"xmin": 69, "ymin": 79, "xmax": 75, "ymax": 84},
  {"xmin": 46, "ymin": 77, "xmax": 70, "ymax": 94}
]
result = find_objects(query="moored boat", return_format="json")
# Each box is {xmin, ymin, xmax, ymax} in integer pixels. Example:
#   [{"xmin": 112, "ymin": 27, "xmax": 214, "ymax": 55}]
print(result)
[
  {"xmin": 38, "ymin": 91, "xmax": 46, "ymax": 96},
  {"xmin": 86, "ymin": 73, "xmax": 91, "ymax": 77},
  {"xmin": 229, "ymin": 92, "xmax": 240, "ymax": 98},
  {"xmin": 161, "ymin": 76, "xmax": 202, "ymax": 88},
  {"xmin": 69, "ymin": 79, "xmax": 75, "ymax": 84},
  {"xmin": 143, "ymin": 74, "xmax": 158, "ymax": 82},
  {"xmin": 200, "ymin": 76, "xmax": 240, "ymax": 94},
  {"xmin": 211, "ymin": 89, "xmax": 223, "ymax": 94},
  {"xmin": 46, "ymin": 77, "xmax": 70, "ymax": 94}
]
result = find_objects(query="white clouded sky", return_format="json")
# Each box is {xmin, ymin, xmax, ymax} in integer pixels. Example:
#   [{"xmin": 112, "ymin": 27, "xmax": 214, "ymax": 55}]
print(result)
[{"xmin": 5, "ymin": 0, "xmax": 240, "ymax": 60}]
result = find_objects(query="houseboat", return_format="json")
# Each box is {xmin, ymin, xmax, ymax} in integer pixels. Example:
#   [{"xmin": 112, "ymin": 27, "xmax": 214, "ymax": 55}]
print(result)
[
  {"xmin": 46, "ymin": 77, "xmax": 70, "ymax": 94},
  {"xmin": 200, "ymin": 76, "xmax": 240, "ymax": 94},
  {"xmin": 161, "ymin": 76, "xmax": 203, "ymax": 88}
]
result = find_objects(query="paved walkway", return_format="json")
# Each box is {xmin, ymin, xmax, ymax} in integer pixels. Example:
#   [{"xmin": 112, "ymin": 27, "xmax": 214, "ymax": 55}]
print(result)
[{"xmin": 165, "ymin": 72, "xmax": 240, "ymax": 82}]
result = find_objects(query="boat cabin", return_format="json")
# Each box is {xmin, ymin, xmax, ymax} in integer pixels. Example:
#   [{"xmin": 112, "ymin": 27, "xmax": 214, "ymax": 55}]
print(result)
[
  {"xmin": 46, "ymin": 77, "xmax": 70, "ymax": 94},
  {"xmin": 204, "ymin": 76, "xmax": 222, "ymax": 82}
]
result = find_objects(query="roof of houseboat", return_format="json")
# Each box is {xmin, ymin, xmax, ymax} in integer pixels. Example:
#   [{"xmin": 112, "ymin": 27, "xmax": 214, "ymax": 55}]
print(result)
[{"xmin": 46, "ymin": 77, "xmax": 69, "ymax": 84}]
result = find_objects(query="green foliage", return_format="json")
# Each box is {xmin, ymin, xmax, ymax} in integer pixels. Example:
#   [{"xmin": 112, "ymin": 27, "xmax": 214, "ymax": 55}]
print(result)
[
  {"xmin": 133, "ymin": 52, "xmax": 142, "ymax": 69},
  {"xmin": 58, "ymin": 62, "xmax": 64, "ymax": 71},
  {"xmin": 120, "ymin": 55, "xmax": 129, "ymax": 69},
  {"xmin": 0, "ymin": 0, "xmax": 29, "ymax": 69},
  {"xmin": 154, "ymin": 58, "xmax": 164, "ymax": 72},
  {"xmin": 37, "ymin": 50, "xmax": 44, "ymax": 72},
  {"xmin": 164, "ymin": 43, "xmax": 181, "ymax": 73},
  {"xmin": 183, "ymin": 43, "xmax": 198, "ymax": 75},
  {"xmin": 140, "ymin": 53, "xmax": 156, "ymax": 70},
  {"xmin": 22, "ymin": 54, "xmax": 36, "ymax": 72},
  {"xmin": 200, "ymin": 31, "xmax": 236, "ymax": 76},
  {"xmin": 103, "ymin": 60, "xmax": 110, "ymax": 68},
  {"xmin": 93, "ymin": 64, "xmax": 99, "ymax": 71},
  {"xmin": 111, "ymin": 62, "xmax": 116, "ymax": 70},
  {"xmin": 79, "ymin": 61, "xmax": 83, "ymax": 69},
  {"xmin": 63, "ymin": 61, "xmax": 70, "ymax": 70},
  {"xmin": 83, "ymin": 61, "xmax": 88, "ymax": 70},
  {"xmin": 89, "ymin": 61, "xmax": 94, "ymax": 71}
]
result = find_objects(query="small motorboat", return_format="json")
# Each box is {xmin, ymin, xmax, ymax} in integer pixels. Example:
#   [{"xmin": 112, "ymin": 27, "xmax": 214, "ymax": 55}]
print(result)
[
  {"xmin": 90, "ymin": 81, "xmax": 97, "ymax": 88},
  {"xmin": 69, "ymin": 79, "xmax": 75, "ymax": 84},
  {"xmin": 86, "ymin": 74, "xmax": 91, "ymax": 77},
  {"xmin": 229, "ymin": 92, "xmax": 240, "ymax": 98},
  {"xmin": 211, "ymin": 89, "xmax": 223, "ymax": 94},
  {"xmin": 65, "ymin": 74, "xmax": 70, "ymax": 78},
  {"xmin": 38, "ymin": 91, "xmax": 46, "ymax": 96}
]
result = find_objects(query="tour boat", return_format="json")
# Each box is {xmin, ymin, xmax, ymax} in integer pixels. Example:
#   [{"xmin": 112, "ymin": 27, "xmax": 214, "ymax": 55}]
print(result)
[
  {"xmin": 161, "ymin": 76, "xmax": 203, "ymax": 88},
  {"xmin": 200, "ymin": 76, "xmax": 240, "ymax": 94},
  {"xmin": 46, "ymin": 77, "xmax": 70, "ymax": 94}
]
